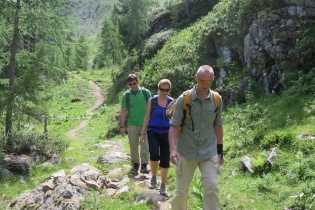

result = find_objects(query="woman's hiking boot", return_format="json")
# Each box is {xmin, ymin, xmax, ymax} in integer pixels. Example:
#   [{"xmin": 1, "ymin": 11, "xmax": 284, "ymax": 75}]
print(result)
[
  {"xmin": 160, "ymin": 183, "xmax": 169, "ymax": 197},
  {"xmin": 148, "ymin": 176, "xmax": 157, "ymax": 189},
  {"xmin": 140, "ymin": 163, "xmax": 150, "ymax": 174},
  {"xmin": 129, "ymin": 163, "xmax": 139, "ymax": 175}
]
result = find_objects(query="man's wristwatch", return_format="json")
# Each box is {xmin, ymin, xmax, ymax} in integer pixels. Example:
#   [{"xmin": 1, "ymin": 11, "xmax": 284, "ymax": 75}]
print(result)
[{"xmin": 120, "ymin": 126, "xmax": 125, "ymax": 128}]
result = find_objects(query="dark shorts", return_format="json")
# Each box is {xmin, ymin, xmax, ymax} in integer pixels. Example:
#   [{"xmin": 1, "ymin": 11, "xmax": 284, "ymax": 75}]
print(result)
[{"xmin": 147, "ymin": 130, "xmax": 170, "ymax": 168}]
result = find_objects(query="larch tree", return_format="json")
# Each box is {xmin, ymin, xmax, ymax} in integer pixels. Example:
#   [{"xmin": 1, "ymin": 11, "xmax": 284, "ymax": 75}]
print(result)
[
  {"xmin": 0, "ymin": 0, "xmax": 75, "ymax": 139},
  {"xmin": 113, "ymin": 0, "xmax": 151, "ymax": 50},
  {"xmin": 94, "ymin": 18, "xmax": 126, "ymax": 68}
]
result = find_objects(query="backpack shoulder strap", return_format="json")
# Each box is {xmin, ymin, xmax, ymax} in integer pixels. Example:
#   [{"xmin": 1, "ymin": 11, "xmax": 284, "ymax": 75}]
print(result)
[
  {"xmin": 213, "ymin": 91, "xmax": 221, "ymax": 108},
  {"xmin": 182, "ymin": 90, "xmax": 191, "ymax": 111},
  {"xmin": 150, "ymin": 95, "xmax": 158, "ymax": 116},
  {"xmin": 125, "ymin": 90, "xmax": 130, "ymax": 109},
  {"xmin": 141, "ymin": 87, "xmax": 149, "ymax": 102},
  {"xmin": 180, "ymin": 90, "xmax": 194, "ymax": 131},
  {"xmin": 167, "ymin": 96, "xmax": 174, "ymax": 104},
  {"xmin": 125, "ymin": 90, "xmax": 130, "ymax": 124}
]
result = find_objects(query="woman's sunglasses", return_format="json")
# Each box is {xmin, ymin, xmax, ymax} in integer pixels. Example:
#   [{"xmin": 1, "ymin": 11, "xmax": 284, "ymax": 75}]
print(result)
[{"xmin": 159, "ymin": 88, "xmax": 170, "ymax": 92}]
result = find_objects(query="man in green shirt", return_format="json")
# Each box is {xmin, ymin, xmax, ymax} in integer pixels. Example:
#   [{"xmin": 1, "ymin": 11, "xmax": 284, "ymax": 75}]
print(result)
[
  {"xmin": 120, "ymin": 74, "xmax": 151, "ymax": 175},
  {"xmin": 169, "ymin": 65, "xmax": 224, "ymax": 210}
]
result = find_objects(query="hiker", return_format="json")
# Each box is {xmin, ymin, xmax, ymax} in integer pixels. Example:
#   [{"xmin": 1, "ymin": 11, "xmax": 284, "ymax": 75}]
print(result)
[
  {"xmin": 169, "ymin": 65, "xmax": 224, "ymax": 210},
  {"xmin": 120, "ymin": 74, "xmax": 151, "ymax": 175},
  {"xmin": 140, "ymin": 79, "xmax": 173, "ymax": 197}
]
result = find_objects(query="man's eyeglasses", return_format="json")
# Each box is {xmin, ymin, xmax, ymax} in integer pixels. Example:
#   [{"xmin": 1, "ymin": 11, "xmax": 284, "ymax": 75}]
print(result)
[
  {"xmin": 159, "ymin": 88, "xmax": 170, "ymax": 92},
  {"xmin": 198, "ymin": 78, "xmax": 213, "ymax": 85},
  {"xmin": 128, "ymin": 82, "xmax": 137, "ymax": 86}
]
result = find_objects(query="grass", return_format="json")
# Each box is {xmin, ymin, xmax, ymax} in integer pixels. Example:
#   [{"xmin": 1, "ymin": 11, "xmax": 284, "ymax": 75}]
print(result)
[{"xmin": 1, "ymin": 69, "xmax": 315, "ymax": 209}]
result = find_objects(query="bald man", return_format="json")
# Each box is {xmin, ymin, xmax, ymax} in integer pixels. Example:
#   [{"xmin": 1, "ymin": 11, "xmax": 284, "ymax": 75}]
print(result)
[{"xmin": 169, "ymin": 65, "xmax": 224, "ymax": 210}]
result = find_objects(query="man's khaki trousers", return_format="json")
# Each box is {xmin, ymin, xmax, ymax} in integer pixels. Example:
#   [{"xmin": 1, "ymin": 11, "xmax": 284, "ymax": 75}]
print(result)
[
  {"xmin": 172, "ymin": 155, "xmax": 221, "ymax": 210},
  {"xmin": 128, "ymin": 126, "xmax": 149, "ymax": 165}
]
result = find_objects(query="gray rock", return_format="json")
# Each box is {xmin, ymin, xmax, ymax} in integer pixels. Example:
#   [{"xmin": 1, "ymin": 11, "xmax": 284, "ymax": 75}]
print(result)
[
  {"xmin": 240, "ymin": 156, "xmax": 254, "ymax": 174},
  {"xmin": 97, "ymin": 152, "xmax": 130, "ymax": 164},
  {"xmin": 244, "ymin": 6, "xmax": 315, "ymax": 95},
  {"xmin": 3, "ymin": 154, "xmax": 33, "ymax": 174},
  {"xmin": 0, "ymin": 168, "xmax": 13, "ymax": 176},
  {"xmin": 116, "ymin": 186, "xmax": 131, "ymax": 195},
  {"xmin": 285, "ymin": 0, "xmax": 315, "ymax": 7},
  {"xmin": 268, "ymin": 148, "xmax": 277, "ymax": 165}
]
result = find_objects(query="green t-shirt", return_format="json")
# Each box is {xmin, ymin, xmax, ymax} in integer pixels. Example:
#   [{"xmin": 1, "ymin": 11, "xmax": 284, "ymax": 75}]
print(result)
[{"xmin": 121, "ymin": 87, "xmax": 151, "ymax": 126}]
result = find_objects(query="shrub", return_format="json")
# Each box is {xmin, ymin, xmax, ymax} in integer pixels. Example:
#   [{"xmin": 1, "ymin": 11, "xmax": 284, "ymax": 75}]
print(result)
[
  {"xmin": 252, "ymin": 155, "xmax": 271, "ymax": 176},
  {"xmin": 229, "ymin": 103, "xmax": 267, "ymax": 148},
  {"xmin": 298, "ymin": 139, "xmax": 315, "ymax": 155},
  {"xmin": 141, "ymin": 29, "xmax": 175, "ymax": 60},
  {"xmin": 2, "ymin": 131, "xmax": 70, "ymax": 157},
  {"xmin": 289, "ymin": 181, "xmax": 315, "ymax": 209},
  {"xmin": 260, "ymin": 131, "xmax": 294, "ymax": 150}
]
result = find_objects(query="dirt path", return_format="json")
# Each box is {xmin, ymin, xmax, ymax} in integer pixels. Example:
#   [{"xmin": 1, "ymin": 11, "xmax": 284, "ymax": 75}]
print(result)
[{"xmin": 66, "ymin": 81, "xmax": 105, "ymax": 140}]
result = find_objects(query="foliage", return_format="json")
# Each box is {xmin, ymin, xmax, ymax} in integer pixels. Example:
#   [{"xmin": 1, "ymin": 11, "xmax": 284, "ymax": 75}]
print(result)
[
  {"xmin": 168, "ymin": 0, "xmax": 219, "ymax": 29},
  {"xmin": 141, "ymin": 27, "xmax": 205, "ymax": 96},
  {"xmin": 260, "ymin": 131, "xmax": 294, "ymax": 150},
  {"xmin": 1, "ymin": 131, "xmax": 70, "ymax": 156},
  {"xmin": 289, "ymin": 181, "xmax": 315, "ymax": 210},
  {"xmin": 1, "ymin": 0, "xmax": 315, "ymax": 209},
  {"xmin": 74, "ymin": 35, "xmax": 89, "ymax": 70},
  {"xmin": 141, "ymin": 29, "xmax": 175, "ymax": 60},
  {"xmin": 113, "ymin": 0, "xmax": 152, "ymax": 50},
  {"xmin": 0, "ymin": 0, "xmax": 77, "ymax": 136},
  {"xmin": 280, "ymin": 21, "xmax": 315, "ymax": 87},
  {"xmin": 94, "ymin": 18, "xmax": 126, "ymax": 69},
  {"xmin": 191, "ymin": 178, "xmax": 203, "ymax": 209},
  {"xmin": 256, "ymin": 173, "xmax": 274, "ymax": 192},
  {"xmin": 228, "ymin": 103, "xmax": 268, "ymax": 149},
  {"xmin": 221, "ymin": 59, "xmax": 243, "ymax": 89},
  {"xmin": 140, "ymin": 0, "xmax": 287, "ymax": 97},
  {"xmin": 252, "ymin": 155, "xmax": 270, "ymax": 176},
  {"xmin": 285, "ymin": 68, "xmax": 315, "ymax": 97}
]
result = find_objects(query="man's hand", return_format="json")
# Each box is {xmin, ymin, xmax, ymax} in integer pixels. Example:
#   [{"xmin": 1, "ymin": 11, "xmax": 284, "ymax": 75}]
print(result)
[
  {"xmin": 218, "ymin": 154, "xmax": 224, "ymax": 166},
  {"xmin": 140, "ymin": 134, "xmax": 145, "ymax": 143},
  {"xmin": 120, "ymin": 127, "xmax": 126, "ymax": 136},
  {"xmin": 170, "ymin": 150, "xmax": 179, "ymax": 165}
]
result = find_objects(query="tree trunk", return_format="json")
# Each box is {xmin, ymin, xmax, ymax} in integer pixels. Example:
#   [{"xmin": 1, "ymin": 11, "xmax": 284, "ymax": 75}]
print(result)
[
  {"xmin": 5, "ymin": 0, "xmax": 21, "ymax": 136},
  {"xmin": 185, "ymin": 0, "xmax": 191, "ymax": 17},
  {"xmin": 44, "ymin": 117, "xmax": 48, "ymax": 135}
]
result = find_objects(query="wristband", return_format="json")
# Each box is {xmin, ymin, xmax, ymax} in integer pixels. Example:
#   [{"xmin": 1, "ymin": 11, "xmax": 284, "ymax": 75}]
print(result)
[
  {"xmin": 120, "ymin": 126, "xmax": 125, "ymax": 128},
  {"xmin": 217, "ymin": 144, "xmax": 223, "ymax": 159}
]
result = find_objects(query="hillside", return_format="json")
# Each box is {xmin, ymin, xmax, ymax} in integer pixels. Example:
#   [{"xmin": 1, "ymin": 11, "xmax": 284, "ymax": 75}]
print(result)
[
  {"xmin": 0, "ymin": 0, "xmax": 315, "ymax": 209},
  {"xmin": 71, "ymin": 0, "xmax": 117, "ymax": 37},
  {"xmin": 70, "ymin": 0, "xmax": 173, "ymax": 38}
]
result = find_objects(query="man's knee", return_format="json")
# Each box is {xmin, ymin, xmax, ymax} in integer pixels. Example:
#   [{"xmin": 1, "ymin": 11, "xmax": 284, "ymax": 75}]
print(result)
[{"xmin": 202, "ymin": 176, "xmax": 218, "ymax": 194}]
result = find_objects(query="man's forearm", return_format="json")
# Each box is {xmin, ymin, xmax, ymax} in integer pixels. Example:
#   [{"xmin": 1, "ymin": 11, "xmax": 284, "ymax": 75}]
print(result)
[
  {"xmin": 120, "ymin": 109, "xmax": 126, "ymax": 126},
  {"xmin": 214, "ymin": 125, "xmax": 223, "ymax": 144},
  {"xmin": 169, "ymin": 125, "xmax": 178, "ymax": 151}
]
